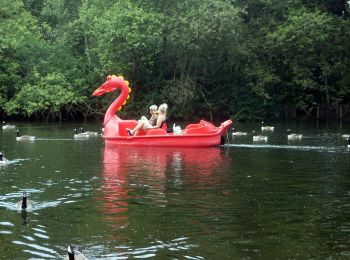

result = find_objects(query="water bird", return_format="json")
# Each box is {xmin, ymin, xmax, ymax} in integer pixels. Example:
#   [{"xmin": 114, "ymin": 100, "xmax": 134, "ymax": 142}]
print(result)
[
  {"xmin": 261, "ymin": 121, "xmax": 274, "ymax": 131},
  {"xmin": 0, "ymin": 151, "xmax": 9, "ymax": 164},
  {"xmin": 287, "ymin": 129, "xmax": 303, "ymax": 140},
  {"xmin": 341, "ymin": 134, "xmax": 350, "ymax": 139},
  {"xmin": 63, "ymin": 245, "xmax": 87, "ymax": 260},
  {"xmin": 80, "ymin": 127, "xmax": 98, "ymax": 137},
  {"xmin": 74, "ymin": 128, "xmax": 89, "ymax": 139},
  {"xmin": 252, "ymin": 130, "xmax": 268, "ymax": 142},
  {"xmin": 16, "ymin": 130, "xmax": 35, "ymax": 141},
  {"xmin": 16, "ymin": 192, "xmax": 34, "ymax": 210},
  {"xmin": 2, "ymin": 121, "xmax": 16, "ymax": 130},
  {"xmin": 232, "ymin": 128, "xmax": 247, "ymax": 136}
]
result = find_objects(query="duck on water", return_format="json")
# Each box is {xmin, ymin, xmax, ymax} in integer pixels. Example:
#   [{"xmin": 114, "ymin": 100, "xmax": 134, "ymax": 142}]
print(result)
[
  {"xmin": 80, "ymin": 127, "xmax": 99, "ymax": 137},
  {"xmin": 16, "ymin": 192, "xmax": 34, "ymax": 210},
  {"xmin": 2, "ymin": 121, "xmax": 15, "ymax": 130},
  {"xmin": 74, "ymin": 128, "xmax": 90, "ymax": 139},
  {"xmin": 0, "ymin": 151, "xmax": 9, "ymax": 164},
  {"xmin": 287, "ymin": 129, "xmax": 303, "ymax": 140},
  {"xmin": 252, "ymin": 130, "xmax": 268, "ymax": 142},
  {"xmin": 261, "ymin": 121, "xmax": 274, "ymax": 131},
  {"xmin": 63, "ymin": 245, "xmax": 87, "ymax": 260},
  {"xmin": 232, "ymin": 128, "xmax": 247, "ymax": 136},
  {"xmin": 16, "ymin": 130, "xmax": 35, "ymax": 141}
]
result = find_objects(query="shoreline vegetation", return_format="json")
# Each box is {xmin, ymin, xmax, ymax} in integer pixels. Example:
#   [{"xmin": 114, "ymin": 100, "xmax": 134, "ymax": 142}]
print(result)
[{"xmin": 1, "ymin": 0, "xmax": 350, "ymax": 122}]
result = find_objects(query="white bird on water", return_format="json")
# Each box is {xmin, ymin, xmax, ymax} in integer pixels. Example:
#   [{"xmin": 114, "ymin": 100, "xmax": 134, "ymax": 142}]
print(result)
[
  {"xmin": 232, "ymin": 128, "xmax": 247, "ymax": 136},
  {"xmin": 252, "ymin": 130, "xmax": 268, "ymax": 142},
  {"xmin": 287, "ymin": 129, "xmax": 303, "ymax": 140},
  {"xmin": 63, "ymin": 245, "xmax": 87, "ymax": 260},
  {"xmin": 74, "ymin": 128, "xmax": 90, "ymax": 139},
  {"xmin": 261, "ymin": 121, "xmax": 274, "ymax": 131},
  {"xmin": 2, "ymin": 124, "xmax": 16, "ymax": 130},
  {"xmin": 16, "ymin": 130, "xmax": 35, "ymax": 141},
  {"xmin": 0, "ymin": 151, "xmax": 9, "ymax": 164},
  {"xmin": 80, "ymin": 127, "xmax": 99, "ymax": 137},
  {"xmin": 16, "ymin": 192, "xmax": 34, "ymax": 210}
]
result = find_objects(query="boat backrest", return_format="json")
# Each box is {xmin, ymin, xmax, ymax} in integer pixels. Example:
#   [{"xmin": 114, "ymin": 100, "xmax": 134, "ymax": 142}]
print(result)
[{"xmin": 160, "ymin": 120, "xmax": 167, "ymax": 130}]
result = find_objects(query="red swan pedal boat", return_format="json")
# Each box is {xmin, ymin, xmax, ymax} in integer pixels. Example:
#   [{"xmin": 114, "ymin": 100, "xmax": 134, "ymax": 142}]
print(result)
[{"xmin": 93, "ymin": 75, "xmax": 233, "ymax": 147}]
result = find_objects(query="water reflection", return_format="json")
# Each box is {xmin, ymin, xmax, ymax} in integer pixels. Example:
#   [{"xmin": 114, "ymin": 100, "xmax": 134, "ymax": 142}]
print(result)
[
  {"xmin": 100, "ymin": 145, "xmax": 226, "ymax": 221},
  {"xmin": 99, "ymin": 145, "xmax": 227, "ymax": 257}
]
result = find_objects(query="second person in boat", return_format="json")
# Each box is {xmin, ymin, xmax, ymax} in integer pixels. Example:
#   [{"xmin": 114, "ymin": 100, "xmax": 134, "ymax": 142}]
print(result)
[{"xmin": 127, "ymin": 103, "xmax": 168, "ymax": 136}]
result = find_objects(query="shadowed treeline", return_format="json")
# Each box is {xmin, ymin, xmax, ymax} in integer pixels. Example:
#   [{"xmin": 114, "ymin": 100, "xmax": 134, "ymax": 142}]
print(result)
[{"xmin": 1, "ymin": 0, "xmax": 350, "ymax": 121}]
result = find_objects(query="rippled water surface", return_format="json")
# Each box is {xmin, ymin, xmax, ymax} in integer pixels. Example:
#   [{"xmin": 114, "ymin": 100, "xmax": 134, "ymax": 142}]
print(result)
[{"xmin": 0, "ymin": 120, "xmax": 350, "ymax": 259}]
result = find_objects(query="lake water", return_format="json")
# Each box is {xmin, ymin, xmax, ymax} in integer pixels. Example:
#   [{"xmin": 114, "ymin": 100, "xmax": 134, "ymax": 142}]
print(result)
[{"xmin": 0, "ymin": 120, "xmax": 350, "ymax": 259}]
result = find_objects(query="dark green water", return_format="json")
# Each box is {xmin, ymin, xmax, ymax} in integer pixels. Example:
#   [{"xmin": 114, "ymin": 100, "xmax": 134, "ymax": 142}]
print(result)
[{"xmin": 0, "ymin": 120, "xmax": 350, "ymax": 259}]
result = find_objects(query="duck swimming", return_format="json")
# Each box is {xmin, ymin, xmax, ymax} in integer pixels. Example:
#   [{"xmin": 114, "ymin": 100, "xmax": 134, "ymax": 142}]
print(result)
[
  {"xmin": 74, "ymin": 128, "xmax": 89, "ymax": 139},
  {"xmin": 63, "ymin": 245, "xmax": 87, "ymax": 260},
  {"xmin": 16, "ymin": 130, "xmax": 35, "ymax": 141},
  {"xmin": 341, "ymin": 134, "xmax": 350, "ymax": 139},
  {"xmin": 0, "ymin": 151, "xmax": 9, "ymax": 164},
  {"xmin": 80, "ymin": 127, "xmax": 98, "ymax": 137},
  {"xmin": 232, "ymin": 128, "xmax": 247, "ymax": 136},
  {"xmin": 287, "ymin": 129, "xmax": 303, "ymax": 140},
  {"xmin": 252, "ymin": 130, "xmax": 268, "ymax": 142},
  {"xmin": 2, "ymin": 124, "xmax": 16, "ymax": 130},
  {"xmin": 16, "ymin": 192, "xmax": 34, "ymax": 210},
  {"xmin": 261, "ymin": 121, "xmax": 274, "ymax": 131}
]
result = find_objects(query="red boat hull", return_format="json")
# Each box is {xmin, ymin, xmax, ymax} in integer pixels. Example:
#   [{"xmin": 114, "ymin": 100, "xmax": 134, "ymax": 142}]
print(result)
[{"xmin": 103, "ymin": 118, "xmax": 233, "ymax": 147}]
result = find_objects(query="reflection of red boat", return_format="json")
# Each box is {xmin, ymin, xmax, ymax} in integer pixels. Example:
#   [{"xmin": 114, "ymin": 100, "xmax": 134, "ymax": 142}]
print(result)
[
  {"xmin": 99, "ymin": 145, "xmax": 227, "ymax": 232},
  {"xmin": 93, "ymin": 75, "xmax": 233, "ymax": 147}
]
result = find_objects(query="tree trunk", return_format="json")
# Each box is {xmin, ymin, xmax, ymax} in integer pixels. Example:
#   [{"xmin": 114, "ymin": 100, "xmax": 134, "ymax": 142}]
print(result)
[
  {"xmin": 209, "ymin": 110, "xmax": 213, "ymax": 122},
  {"xmin": 292, "ymin": 104, "xmax": 296, "ymax": 119}
]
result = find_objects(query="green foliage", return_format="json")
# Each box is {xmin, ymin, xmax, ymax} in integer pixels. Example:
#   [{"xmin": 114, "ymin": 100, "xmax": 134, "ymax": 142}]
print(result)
[
  {"xmin": 1, "ymin": 0, "xmax": 350, "ymax": 121},
  {"xmin": 5, "ymin": 72, "xmax": 85, "ymax": 120},
  {"xmin": 0, "ymin": 0, "xmax": 43, "ymax": 109}
]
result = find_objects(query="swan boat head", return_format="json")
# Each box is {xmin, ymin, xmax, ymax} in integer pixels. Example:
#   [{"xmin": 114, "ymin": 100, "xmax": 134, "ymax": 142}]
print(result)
[{"xmin": 93, "ymin": 75, "xmax": 131, "ymax": 126}]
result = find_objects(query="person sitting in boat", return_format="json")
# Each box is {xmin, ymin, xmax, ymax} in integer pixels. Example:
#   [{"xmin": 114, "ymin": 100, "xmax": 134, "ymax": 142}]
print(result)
[
  {"xmin": 127, "ymin": 103, "xmax": 167, "ymax": 136},
  {"xmin": 139, "ymin": 104, "xmax": 158, "ymax": 127}
]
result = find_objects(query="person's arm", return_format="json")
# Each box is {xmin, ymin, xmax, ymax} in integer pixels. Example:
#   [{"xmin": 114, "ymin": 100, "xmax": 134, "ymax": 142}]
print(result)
[
  {"xmin": 148, "ymin": 114, "xmax": 155, "ymax": 124},
  {"xmin": 152, "ymin": 115, "xmax": 164, "ymax": 129}
]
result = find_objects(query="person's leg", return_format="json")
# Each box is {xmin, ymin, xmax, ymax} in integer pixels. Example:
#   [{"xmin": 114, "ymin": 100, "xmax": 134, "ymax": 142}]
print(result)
[{"xmin": 127, "ymin": 121, "xmax": 144, "ymax": 136}]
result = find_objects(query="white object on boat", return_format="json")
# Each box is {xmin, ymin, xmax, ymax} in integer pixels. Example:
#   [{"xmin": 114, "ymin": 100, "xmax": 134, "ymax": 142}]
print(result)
[
  {"xmin": 173, "ymin": 124, "xmax": 182, "ymax": 135},
  {"xmin": 261, "ymin": 121, "xmax": 274, "ymax": 131}
]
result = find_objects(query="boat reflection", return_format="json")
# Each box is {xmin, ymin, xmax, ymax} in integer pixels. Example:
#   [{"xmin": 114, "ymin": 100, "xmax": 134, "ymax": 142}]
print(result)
[{"xmin": 100, "ymin": 145, "xmax": 228, "ymax": 228}]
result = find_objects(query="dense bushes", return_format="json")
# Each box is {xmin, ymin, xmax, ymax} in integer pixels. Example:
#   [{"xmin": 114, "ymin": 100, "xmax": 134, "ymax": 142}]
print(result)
[{"xmin": 1, "ymin": 0, "xmax": 350, "ymax": 121}]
